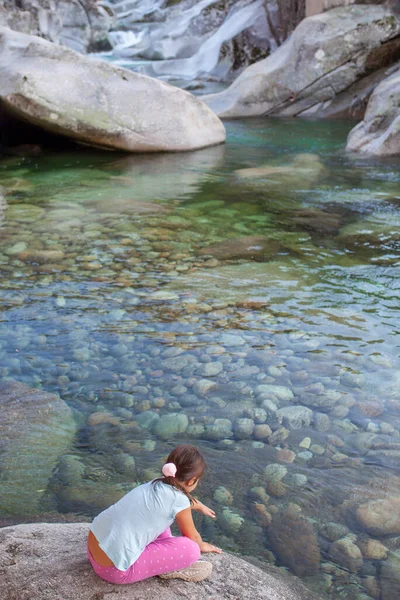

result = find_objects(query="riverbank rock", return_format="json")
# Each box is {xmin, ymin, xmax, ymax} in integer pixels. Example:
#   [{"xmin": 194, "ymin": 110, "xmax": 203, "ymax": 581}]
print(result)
[
  {"xmin": 0, "ymin": 28, "xmax": 226, "ymax": 153},
  {"xmin": 346, "ymin": 68, "xmax": 400, "ymax": 156},
  {"xmin": 0, "ymin": 381, "xmax": 76, "ymax": 516},
  {"xmin": 204, "ymin": 6, "xmax": 400, "ymax": 118},
  {"xmin": 356, "ymin": 497, "xmax": 400, "ymax": 535},
  {"xmin": 0, "ymin": 523, "xmax": 320, "ymax": 600},
  {"xmin": 0, "ymin": 0, "xmax": 114, "ymax": 53}
]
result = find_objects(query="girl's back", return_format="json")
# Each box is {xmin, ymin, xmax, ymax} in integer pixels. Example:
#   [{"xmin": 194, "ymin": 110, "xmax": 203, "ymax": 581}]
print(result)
[{"xmin": 91, "ymin": 480, "xmax": 190, "ymax": 570}]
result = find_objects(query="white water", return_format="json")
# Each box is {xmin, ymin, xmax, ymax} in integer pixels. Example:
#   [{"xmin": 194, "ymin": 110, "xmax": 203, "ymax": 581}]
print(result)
[
  {"xmin": 111, "ymin": 0, "xmax": 164, "ymax": 22},
  {"xmin": 110, "ymin": 0, "xmax": 219, "ymax": 60},
  {"xmin": 145, "ymin": 0, "xmax": 266, "ymax": 80},
  {"xmin": 107, "ymin": 0, "xmax": 271, "ymax": 82}
]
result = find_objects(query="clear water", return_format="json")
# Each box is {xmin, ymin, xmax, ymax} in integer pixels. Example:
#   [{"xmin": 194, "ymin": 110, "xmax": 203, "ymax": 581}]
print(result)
[{"xmin": 1, "ymin": 118, "xmax": 400, "ymax": 598}]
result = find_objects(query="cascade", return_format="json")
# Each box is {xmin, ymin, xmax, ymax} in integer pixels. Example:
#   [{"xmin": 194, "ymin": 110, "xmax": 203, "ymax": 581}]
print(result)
[{"xmin": 104, "ymin": 0, "xmax": 278, "ymax": 82}]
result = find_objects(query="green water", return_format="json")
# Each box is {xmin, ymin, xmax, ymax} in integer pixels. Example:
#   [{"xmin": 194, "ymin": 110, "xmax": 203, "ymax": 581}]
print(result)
[{"xmin": 1, "ymin": 119, "xmax": 400, "ymax": 599}]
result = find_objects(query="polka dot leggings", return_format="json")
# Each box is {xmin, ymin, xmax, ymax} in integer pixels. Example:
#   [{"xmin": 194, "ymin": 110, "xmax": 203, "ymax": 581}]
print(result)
[{"xmin": 87, "ymin": 528, "xmax": 201, "ymax": 584}]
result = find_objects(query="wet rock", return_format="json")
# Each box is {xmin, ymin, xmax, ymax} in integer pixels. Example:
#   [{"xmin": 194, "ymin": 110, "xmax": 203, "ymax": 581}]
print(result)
[
  {"xmin": 220, "ymin": 333, "xmax": 246, "ymax": 347},
  {"xmin": 203, "ymin": 418, "xmax": 233, "ymax": 441},
  {"xmin": 356, "ymin": 497, "xmax": 400, "ymax": 535},
  {"xmin": 360, "ymin": 538, "xmax": 388, "ymax": 560},
  {"xmin": 329, "ymin": 537, "xmax": 363, "ymax": 572},
  {"xmin": 213, "ymin": 486, "xmax": 233, "ymax": 506},
  {"xmin": 268, "ymin": 427, "xmax": 290, "ymax": 446},
  {"xmin": 56, "ymin": 455, "xmax": 85, "ymax": 486},
  {"xmin": 276, "ymin": 406, "xmax": 313, "ymax": 430},
  {"xmin": 291, "ymin": 208, "xmax": 343, "ymax": 234},
  {"xmin": 253, "ymin": 424, "xmax": 272, "ymax": 440},
  {"xmin": 249, "ymin": 486, "xmax": 270, "ymax": 504},
  {"xmin": 113, "ymin": 453, "xmax": 136, "ymax": 475},
  {"xmin": 234, "ymin": 154, "xmax": 328, "ymax": 189},
  {"xmin": 0, "ymin": 28, "xmax": 225, "ymax": 152},
  {"xmin": 361, "ymin": 575, "xmax": 380, "ymax": 600},
  {"xmin": 193, "ymin": 378, "xmax": 218, "ymax": 397},
  {"xmin": 264, "ymin": 464, "xmax": 287, "ymax": 483},
  {"xmin": 87, "ymin": 411, "xmax": 120, "ymax": 427},
  {"xmin": 58, "ymin": 480, "xmax": 125, "ymax": 512},
  {"xmin": 267, "ymin": 509, "xmax": 321, "ymax": 577},
  {"xmin": 275, "ymin": 449, "xmax": 296, "ymax": 463},
  {"xmin": 204, "ymin": 6, "xmax": 400, "ymax": 119},
  {"xmin": 233, "ymin": 418, "xmax": 255, "ymax": 439},
  {"xmin": 161, "ymin": 355, "xmax": 189, "ymax": 372},
  {"xmin": 0, "ymin": 381, "xmax": 76, "ymax": 516},
  {"xmin": 197, "ymin": 235, "xmax": 281, "ymax": 261},
  {"xmin": 18, "ymin": 250, "xmax": 65, "ymax": 263},
  {"xmin": 197, "ymin": 361, "xmax": 223, "ymax": 377},
  {"xmin": 347, "ymin": 68, "xmax": 400, "ymax": 156},
  {"xmin": 381, "ymin": 551, "xmax": 400, "ymax": 600},
  {"xmin": 218, "ymin": 507, "xmax": 244, "ymax": 536},
  {"xmin": 152, "ymin": 412, "xmax": 188, "ymax": 440},
  {"xmin": 256, "ymin": 385, "xmax": 294, "ymax": 402}
]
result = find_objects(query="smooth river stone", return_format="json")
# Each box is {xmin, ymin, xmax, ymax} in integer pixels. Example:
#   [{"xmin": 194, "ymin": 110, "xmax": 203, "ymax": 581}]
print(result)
[
  {"xmin": 276, "ymin": 406, "xmax": 313, "ymax": 429},
  {"xmin": 356, "ymin": 497, "xmax": 400, "ymax": 535},
  {"xmin": 152, "ymin": 412, "xmax": 189, "ymax": 440}
]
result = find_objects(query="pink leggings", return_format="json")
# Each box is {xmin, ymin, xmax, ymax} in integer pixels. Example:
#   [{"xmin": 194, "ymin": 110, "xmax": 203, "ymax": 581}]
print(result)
[{"xmin": 87, "ymin": 528, "xmax": 200, "ymax": 584}]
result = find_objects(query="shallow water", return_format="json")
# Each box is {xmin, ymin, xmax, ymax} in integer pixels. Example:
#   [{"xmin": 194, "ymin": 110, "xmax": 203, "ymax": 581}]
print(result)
[{"xmin": 1, "ymin": 119, "xmax": 400, "ymax": 598}]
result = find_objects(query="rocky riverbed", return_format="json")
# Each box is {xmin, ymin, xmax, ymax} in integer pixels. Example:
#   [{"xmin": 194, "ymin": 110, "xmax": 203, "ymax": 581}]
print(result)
[{"xmin": 1, "ymin": 118, "xmax": 400, "ymax": 599}]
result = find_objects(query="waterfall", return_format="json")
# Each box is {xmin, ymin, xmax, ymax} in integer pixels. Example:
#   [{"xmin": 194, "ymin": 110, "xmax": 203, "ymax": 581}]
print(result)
[
  {"xmin": 111, "ymin": 0, "xmax": 164, "ymax": 23},
  {"xmin": 139, "ymin": 0, "xmax": 266, "ymax": 80},
  {"xmin": 105, "ymin": 0, "xmax": 271, "ymax": 82},
  {"xmin": 110, "ymin": 0, "xmax": 219, "ymax": 60}
]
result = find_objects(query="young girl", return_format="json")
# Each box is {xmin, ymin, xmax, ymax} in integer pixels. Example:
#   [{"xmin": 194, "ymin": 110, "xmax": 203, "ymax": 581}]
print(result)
[{"xmin": 87, "ymin": 444, "xmax": 222, "ymax": 584}]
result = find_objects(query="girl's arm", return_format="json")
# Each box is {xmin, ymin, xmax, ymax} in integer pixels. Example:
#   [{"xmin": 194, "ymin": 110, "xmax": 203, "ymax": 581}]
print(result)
[
  {"xmin": 175, "ymin": 507, "xmax": 222, "ymax": 553},
  {"xmin": 191, "ymin": 498, "xmax": 216, "ymax": 518}
]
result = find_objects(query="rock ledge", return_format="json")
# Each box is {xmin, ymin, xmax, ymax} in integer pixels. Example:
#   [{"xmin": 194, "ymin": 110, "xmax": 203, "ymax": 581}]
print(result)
[{"xmin": 0, "ymin": 523, "xmax": 319, "ymax": 600}]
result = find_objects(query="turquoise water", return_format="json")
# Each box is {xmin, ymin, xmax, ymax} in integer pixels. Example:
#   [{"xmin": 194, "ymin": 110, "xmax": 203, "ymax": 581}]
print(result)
[{"xmin": 1, "ymin": 119, "xmax": 400, "ymax": 598}]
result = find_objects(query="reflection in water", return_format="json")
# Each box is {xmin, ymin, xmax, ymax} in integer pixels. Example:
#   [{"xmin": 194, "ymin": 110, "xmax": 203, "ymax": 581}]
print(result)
[{"xmin": 0, "ymin": 119, "xmax": 400, "ymax": 599}]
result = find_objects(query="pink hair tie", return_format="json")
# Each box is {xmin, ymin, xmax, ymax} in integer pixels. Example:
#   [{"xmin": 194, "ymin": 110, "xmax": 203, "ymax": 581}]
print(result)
[{"xmin": 162, "ymin": 463, "xmax": 177, "ymax": 478}]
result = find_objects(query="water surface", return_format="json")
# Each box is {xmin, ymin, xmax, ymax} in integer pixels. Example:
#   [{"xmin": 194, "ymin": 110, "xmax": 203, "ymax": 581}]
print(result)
[{"xmin": 1, "ymin": 118, "xmax": 400, "ymax": 599}]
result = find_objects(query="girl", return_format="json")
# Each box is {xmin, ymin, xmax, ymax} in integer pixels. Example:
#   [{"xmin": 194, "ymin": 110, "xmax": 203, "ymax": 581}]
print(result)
[{"xmin": 87, "ymin": 444, "xmax": 222, "ymax": 584}]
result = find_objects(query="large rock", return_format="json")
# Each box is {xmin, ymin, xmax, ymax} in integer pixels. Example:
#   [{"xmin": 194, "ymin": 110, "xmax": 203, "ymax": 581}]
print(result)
[
  {"xmin": 204, "ymin": 6, "xmax": 400, "ymax": 118},
  {"xmin": 346, "ymin": 68, "xmax": 400, "ymax": 155},
  {"xmin": 0, "ymin": 523, "xmax": 320, "ymax": 600},
  {"xmin": 0, "ymin": 28, "xmax": 226, "ymax": 152},
  {"xmin": 0, "ymin": 381, "xmax": 76, "ymax": 516},
  {"xmin": 0, "ymin": 0, "xmax": 114, "ymax": 53},
  {"xmin": 197, "ymin": 235, "xmax": 281, "ymax": 261},
  {"xmin": 276, "ymin": 406, "xmax": 313, "ymax": 430},
  {"xmin": 267, "ymin": 509, "xmax": 321, "ymax": 577},
  {"xmin": 356, "ymin": 497, "xmax": 400, "ymax": 535}
]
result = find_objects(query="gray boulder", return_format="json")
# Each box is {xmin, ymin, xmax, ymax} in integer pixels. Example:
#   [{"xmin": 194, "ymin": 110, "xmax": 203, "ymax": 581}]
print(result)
[
  {"xmin": 276, "ymin": 406, "xmax": 313, "ymax": 430},
  {"xmin": 0, "ymin": 0, "xmax": 114, "ymax": 53},
  {"xmin": 0, "ymin": 522, "xmax": 320, "ymax": 600},
  {"xmin": 0, "ymin": 381, "xmax": 76, "ymax": 516},
  {"xmin": 0, "ymin": 27, "xmax": 226, "ymax": 152},
  {"xmin": 204, "ymin": 6, "xmax": 400, "ymax": 118},
  {"xmin": 346, "ymin": 68, "xmax": 400, "ymax": 155}
]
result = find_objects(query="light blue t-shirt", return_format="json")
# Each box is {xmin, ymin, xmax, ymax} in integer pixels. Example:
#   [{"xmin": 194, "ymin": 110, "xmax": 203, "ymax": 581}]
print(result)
[{"xmin": 90, "ymin": 480, "xmax": 191, "ymax": 570}]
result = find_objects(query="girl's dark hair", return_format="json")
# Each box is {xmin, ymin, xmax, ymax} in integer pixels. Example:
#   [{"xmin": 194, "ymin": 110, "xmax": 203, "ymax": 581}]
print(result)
[{"xmin": 153, "ymin": 444, "xmax": 206, "ymax": 504}]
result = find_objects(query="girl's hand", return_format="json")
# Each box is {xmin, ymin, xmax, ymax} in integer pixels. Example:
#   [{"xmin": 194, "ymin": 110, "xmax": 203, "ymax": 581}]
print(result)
[
  {"xmin": 200, "ymin": 541, "xmax": 223, "ymax": 554},
  {"xmin": 193, "ymin": 500, "xmax": 216, "ymax": 519}
]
